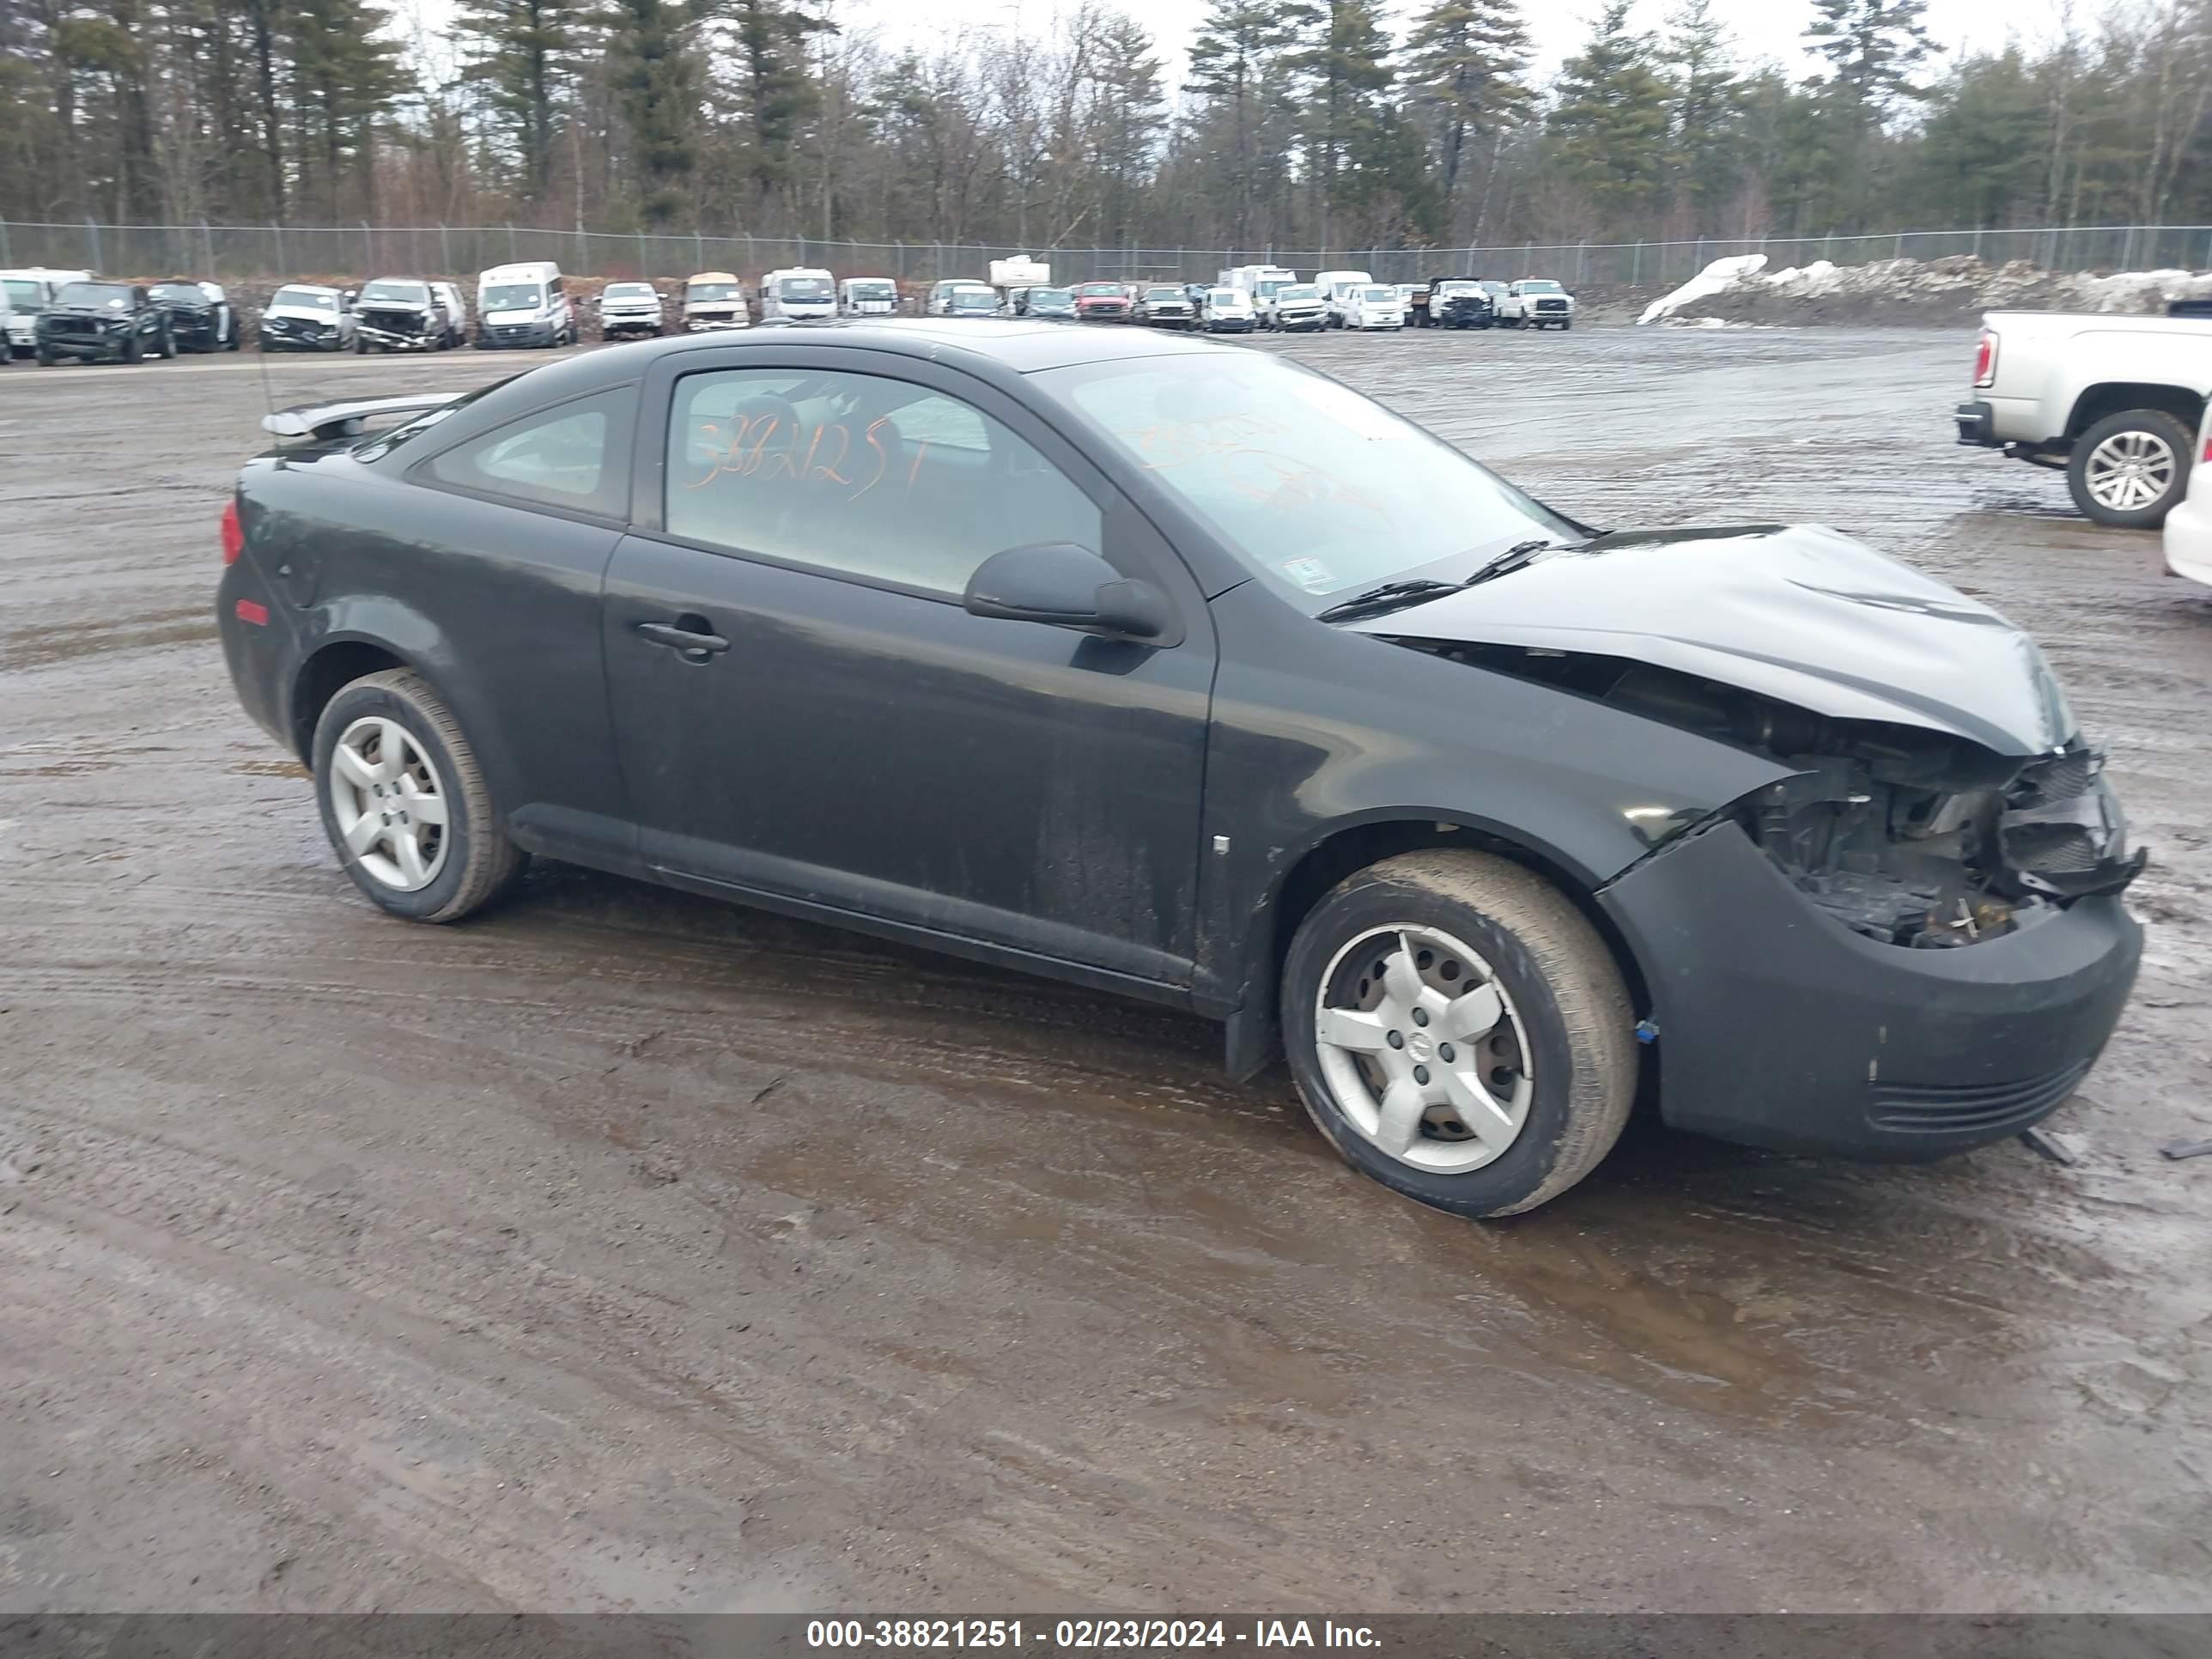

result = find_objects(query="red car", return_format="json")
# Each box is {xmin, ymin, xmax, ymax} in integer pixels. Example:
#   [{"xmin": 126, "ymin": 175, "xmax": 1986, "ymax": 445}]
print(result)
[{"xmin": 1073, "ymin": 281, "xmax": 1132, "ymax": 322}]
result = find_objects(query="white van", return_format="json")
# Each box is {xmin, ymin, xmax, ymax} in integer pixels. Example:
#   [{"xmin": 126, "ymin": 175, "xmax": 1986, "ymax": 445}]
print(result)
[
  {"xmin": 1314, "ymin": 270, "xmax": 1377, "ymax": 329},
  {"xmin": 759, "ymin": 267, "xmax": 836, "ymax": 322},
  {"xmin": 475, "ymin": 260, "xmax": 575, "ymax": 349},
  {"xmin": 839, "ymin": 276, "xmax": 899, "ymax": 317}
]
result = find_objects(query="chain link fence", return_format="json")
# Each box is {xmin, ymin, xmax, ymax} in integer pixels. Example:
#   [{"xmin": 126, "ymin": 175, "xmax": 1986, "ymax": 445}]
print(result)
[{"xmin": 6, "ymin": 219, "xmax": 2212, "ymax": 289}]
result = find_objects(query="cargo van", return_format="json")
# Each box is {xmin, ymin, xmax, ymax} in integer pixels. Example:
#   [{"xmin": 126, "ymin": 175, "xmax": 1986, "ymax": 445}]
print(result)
[
  {"xmin": 681, "ymin": 272, "xmax": 750, "ymax": 331},
  {"xmin": 838, "ymin": 276, "xmax": 899, "ymax": 317},
  {"xmin": 475, "ymin": 260, "xmax": 575, "ymax": 349},
  {"xmin": 759, "ymin": 266, "xmax": 836, "ymax": 322}
]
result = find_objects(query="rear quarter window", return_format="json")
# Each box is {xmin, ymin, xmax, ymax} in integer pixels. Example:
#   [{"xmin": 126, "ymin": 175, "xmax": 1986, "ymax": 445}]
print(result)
[{"xmin": 421, "ymin": 390, "xmax": 629, "ymax": 519}]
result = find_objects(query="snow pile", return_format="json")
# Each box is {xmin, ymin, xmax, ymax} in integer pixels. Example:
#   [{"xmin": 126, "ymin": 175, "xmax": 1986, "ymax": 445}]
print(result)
[
  {"xmin": 1638, "ymin": 253, "xmax": 1769, "ymax": 324},
  {"xmin": 1637, "ymin": 252, "xmax": 2212, "ymax": 325}
]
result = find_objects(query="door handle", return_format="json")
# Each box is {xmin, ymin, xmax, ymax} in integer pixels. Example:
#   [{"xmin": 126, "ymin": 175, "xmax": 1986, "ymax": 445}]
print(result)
[{"xmin": 635, "ymin": 618, "xmax": 731, "ymax": 656}]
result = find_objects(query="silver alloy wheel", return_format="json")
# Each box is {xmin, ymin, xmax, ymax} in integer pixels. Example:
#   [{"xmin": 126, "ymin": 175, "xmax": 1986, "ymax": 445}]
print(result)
[
  {"xmin": 2084, "ymin": 428, "xmax": 2178, "ymax": 512},
  {"xmin": 1312, "ymin": 924, "xmax": 1534, "ymax": 1174},
  {"xmin": 326, "ymin": 715, "xmax": 451, "ymax": 892}
]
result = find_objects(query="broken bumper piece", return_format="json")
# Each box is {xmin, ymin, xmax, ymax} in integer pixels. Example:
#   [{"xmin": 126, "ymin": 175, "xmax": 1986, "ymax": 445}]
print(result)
[{"xmin": 1598, "ymin": 820, "xmax": 2141, "ymax": 1160}]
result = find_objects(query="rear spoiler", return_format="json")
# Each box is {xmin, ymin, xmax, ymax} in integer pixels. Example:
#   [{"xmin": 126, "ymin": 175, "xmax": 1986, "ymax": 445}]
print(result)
[{"xmin": 261, "ymin": 392, "xmax": 464, "ymax": 441}]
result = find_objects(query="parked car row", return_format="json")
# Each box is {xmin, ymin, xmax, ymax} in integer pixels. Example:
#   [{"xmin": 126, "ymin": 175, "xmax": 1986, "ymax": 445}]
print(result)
[
  {"xmin": 0, "ymin": 254, "xmax": 1583, "ymax": 372},
  {"xmin": 0, "ymin": 267, "xmax": 247, "ymax": 364}
]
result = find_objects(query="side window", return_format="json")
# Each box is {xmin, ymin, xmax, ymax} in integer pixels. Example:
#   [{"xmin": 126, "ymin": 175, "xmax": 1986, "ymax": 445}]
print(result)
[
  {"xmin": 665, "ymin": 367, "xmax": 1102, "ymax": 598},
  {"xmin": 425, "ymin": 391, "xmax": 625, "ymax": 518}
]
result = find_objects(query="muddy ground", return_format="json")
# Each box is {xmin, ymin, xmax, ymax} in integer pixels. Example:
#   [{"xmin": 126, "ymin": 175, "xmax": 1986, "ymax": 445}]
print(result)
[{"xmin": 1, "ymin": 327, "xmax": 2208, "ymax": 1616}]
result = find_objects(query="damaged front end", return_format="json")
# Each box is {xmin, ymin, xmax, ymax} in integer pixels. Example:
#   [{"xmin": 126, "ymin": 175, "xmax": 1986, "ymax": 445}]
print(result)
[
  {"xmin": 1352, "ymin": 521, "xmax": 2144, "ymax": 1158},
  {"xmin": 1424, "ymin": 644, "xmax": 2145, "ymax": 947},
  {"xmin": 358, "ymin": 306, "xmax": 437, "ymax": 350}
]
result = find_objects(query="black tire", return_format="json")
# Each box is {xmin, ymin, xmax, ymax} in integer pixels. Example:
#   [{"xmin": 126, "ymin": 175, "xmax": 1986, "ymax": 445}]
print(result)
[
  {"xmin": 1559, "ymin": 319, "xmax": 1573, "ymax": 331},
  {"xmin": 1281, "ymin": 849, "xmax": 1636, "ymax": 1218},
  {"xmin": 35, "ymin": 343, "xmax": 54, "ymax": 367},
  {"xmin": 312, "ymin": 668, "xmax": 526, "ymax": 924},
  {"xmin": 225, "ymin": 317, "xmax": 240, "ymax": 350},
  {"xmin": 123, "ymin": 331, "xmax": 143, "ymax": 364},
  {"xmin": 158, "ymin": 325, "xmax": 175, "ymax": 358},
  {"xmin": 2067, "ymin": 408, "xmax": 2195, "ymax": 529}
]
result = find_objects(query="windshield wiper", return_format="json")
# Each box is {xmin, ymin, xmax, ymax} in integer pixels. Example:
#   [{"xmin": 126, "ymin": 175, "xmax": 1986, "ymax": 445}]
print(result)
[
  {"xmin": 1465, "ymin": 538, "xmax": 1583, "ymax": 588},
  {"xmin": 1314, "ymin": 579, "xmax": 1468, "ymax": 623}
]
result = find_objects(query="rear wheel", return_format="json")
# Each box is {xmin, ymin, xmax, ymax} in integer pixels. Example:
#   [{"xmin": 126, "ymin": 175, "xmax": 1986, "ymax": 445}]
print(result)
[
  {"xmin": 312, "ymin": 669, "xmax": 526, "ymax": 924},
  {"xmin": 1282, "ymin": 850, "xmax": 1635, "ymax": 1218},
  {"xmin": 2069, "ymin": 409, "xmax": 2194, "ymax": 528}
]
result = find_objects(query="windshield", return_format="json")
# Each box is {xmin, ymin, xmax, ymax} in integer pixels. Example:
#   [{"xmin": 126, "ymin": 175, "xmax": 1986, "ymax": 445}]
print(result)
[
  {"xmin": 1039, "ymin": 353, "xmax": 1576, "ymax": 603},
  {"xmin": 776, "ymin": 276, "xmax": 833, "ymax": 301},
  {"xmin": 1278, "ymin": 285, "xmax": 1319, "ymax": 302},
  {"xmin": 481, "ymin": 282, "xmax": 544, "ymax": 311},
  {"xmin": 1209, "ymin": 289, "xmax": 1243, "ymax": 306},
  {"xmin": 848, "ymin": 280, "xmax": 896, "ymax": 299},
  {"xmin": 1078, "ymin": 283, "xmax": 1121, "ymax": 296},
  {"xmin": 362, "ymin": 280, "xmax": 430, "ymax": 305},
  {"xmin": 604, "ymin": 283, "xmax": 654, "ymax": 301},
  {"xmin": 951, "ymin": 289, "xmax": 998, "ymax": 310},
  {"xmin": 1480, "ymin": 282, "xmax": 1509, "ymax": 295},
  {"xmin": 1028, "ymin": 287, "xmax": 1073, "ymax": 307},
  {"xmin": 58, "ymin": 282, "xmax": 131, "ymax": 308},
  {"xmin": 1145, "ymin": 287, "xmax": 1182, "ymax": 300},
  {"xmin": 1436, "ymin": 281, "xmax": 1477, "ymax": 295},
  {"xmin": 687, "ymin": 281, "xmax": 740, "ymax": 302},
  {"xmin": 3, "ymin": 279, "xmax": 41, "ymax": 309},
  {"xmin": 150, "ymin": 283, "xmax": 208, "ymax": 304},
  {"xmin": 1253, "ymin": 280, "xmax": 1286, "ymax": 299},
  {"xmin": 1519, "ymin": 280, "xmax": 1564, "ymax": 293},
  {"xmin": 1361, "ymin": 287, "xmax": 1395, "ymax": 302},
  {"xmin": 271, "ymin": 286, "xmax": 339, "ymax": 313}
]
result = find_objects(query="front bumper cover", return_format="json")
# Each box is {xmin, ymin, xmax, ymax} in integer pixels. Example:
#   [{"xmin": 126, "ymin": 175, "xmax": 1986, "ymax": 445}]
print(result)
[{"xmin": 1599, "ymin": 820, "xmax": 2141, "ymax": 1159}]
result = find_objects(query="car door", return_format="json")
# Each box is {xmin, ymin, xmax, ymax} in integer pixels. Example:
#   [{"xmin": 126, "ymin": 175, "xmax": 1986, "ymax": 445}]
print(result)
[
  {"xmin": 600, "ymin": 343, "xmax": 1218, "ymax": 994},
  {"xmin": 381, "ymin": 383, "xmax": 639, "ymax": 862}
]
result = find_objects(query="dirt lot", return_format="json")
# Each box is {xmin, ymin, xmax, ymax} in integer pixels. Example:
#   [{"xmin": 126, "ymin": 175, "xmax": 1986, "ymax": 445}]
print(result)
[{"xmin": 1, "ymin": 326, "xmax": 2208, "ymax": 1615}]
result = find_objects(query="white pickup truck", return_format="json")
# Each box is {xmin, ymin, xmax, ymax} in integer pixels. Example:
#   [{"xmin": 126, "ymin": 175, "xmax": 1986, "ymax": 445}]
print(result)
[{"xmin": 1956, "ymin": 308, "xmax": 2212, "ymax": 527}]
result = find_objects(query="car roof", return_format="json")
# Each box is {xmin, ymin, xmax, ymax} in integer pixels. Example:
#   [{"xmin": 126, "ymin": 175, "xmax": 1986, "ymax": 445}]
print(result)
[
  {"xmin": 686, "ymin": 271, "xmax": 739, "ymax": 283},
  {"xmin": 501, "ymin": 317, "xmax": 1235, "ymax": 398}
]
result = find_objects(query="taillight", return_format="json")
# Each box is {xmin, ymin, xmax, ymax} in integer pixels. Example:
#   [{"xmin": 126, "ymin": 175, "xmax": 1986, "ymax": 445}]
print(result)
[
  {"xmin": 220, "ymin": 499, "xmax": 244, "ymax": 564},
  {"xmin": 1972, "ymin": 329, "xmax": 1999, "ymax": 389}
]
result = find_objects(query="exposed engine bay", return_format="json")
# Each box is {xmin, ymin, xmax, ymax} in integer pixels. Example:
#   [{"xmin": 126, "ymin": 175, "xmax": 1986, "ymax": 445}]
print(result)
[{"xmin": 1407, "ymin": 642, "xmax": 2147, "ymax": 948}]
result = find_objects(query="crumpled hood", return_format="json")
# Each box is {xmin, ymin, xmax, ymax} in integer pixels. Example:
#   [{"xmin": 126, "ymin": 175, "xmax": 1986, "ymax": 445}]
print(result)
[{"xmin": 1354, "ymin": 523, "xmax": 2075, "ymax": 756}]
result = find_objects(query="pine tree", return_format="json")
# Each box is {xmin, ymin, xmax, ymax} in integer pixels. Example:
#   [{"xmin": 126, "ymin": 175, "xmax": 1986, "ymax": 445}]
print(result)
[
  {"xmin": 1400, "ymin": 0, "xmax": 1531, "ymax": 237},
  {"xmin": 1286, "ymin": 0, "xmax": 1392, "ymax": 251},
  {"xmin": 1805, "ymin": 0, "xmax": 1935, "ymax": 128},
  {"xmin": 1186, "ymin": 0, "xmax": 1304, "ymax": 245},
  {"xmin": 452, "ymin": 0, "xmax": 584, "ymax": 209},
  {"xmin": 722, "ymin": 0, "xmax": 834, "ymax": 223},
  {"xmin": 1662, "ymin": 0, "xmax": 1746, "ymax": 229},
  {"xmin": 1547, "ymin": 2, "xmax": 1671, "ymax": 230},
  {"xmin": 605, "ymin": 0, "xmax": 698, "ymax": 227}
]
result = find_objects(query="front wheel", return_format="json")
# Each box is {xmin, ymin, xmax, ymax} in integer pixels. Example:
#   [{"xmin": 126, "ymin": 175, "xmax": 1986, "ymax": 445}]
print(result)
[
  {"xmin": 2069, "ymin": 409, "xmax": 2194, "ymax": 528},
  {"xmin": 1282, "ymin": 850, "xmax": 1635, "ymax": 1218},
  {"xmin": 35, "ymin": 343, "xmax": 55, "ymax": 366},
  {"xmin": 312, "ymin": 669, "xmax": 526, "ymax": 924}
]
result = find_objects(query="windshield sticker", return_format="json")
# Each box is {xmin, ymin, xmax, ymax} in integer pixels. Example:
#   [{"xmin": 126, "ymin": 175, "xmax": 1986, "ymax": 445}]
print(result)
[{"xmin": 1283, "ymin": 556, "xmax": 1336, "ymax": 592}]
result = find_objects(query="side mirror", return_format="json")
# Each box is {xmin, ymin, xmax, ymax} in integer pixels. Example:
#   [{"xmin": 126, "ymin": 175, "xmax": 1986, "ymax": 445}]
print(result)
[{"xmin": 963, "ymin": 543, "xmax": 1171, "ymax": 642}]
